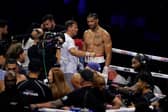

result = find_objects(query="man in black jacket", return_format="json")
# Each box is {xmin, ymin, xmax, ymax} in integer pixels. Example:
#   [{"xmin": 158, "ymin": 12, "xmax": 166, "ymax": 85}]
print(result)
[{"xmin": 0, "ymin": 71, "xmax": 26, "ymax": 112}]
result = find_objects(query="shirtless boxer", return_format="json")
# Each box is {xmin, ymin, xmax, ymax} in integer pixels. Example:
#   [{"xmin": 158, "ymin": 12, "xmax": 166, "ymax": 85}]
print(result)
[{"xmin": 83, "ymin": 13, "xmax": 112, "ymax": 73}]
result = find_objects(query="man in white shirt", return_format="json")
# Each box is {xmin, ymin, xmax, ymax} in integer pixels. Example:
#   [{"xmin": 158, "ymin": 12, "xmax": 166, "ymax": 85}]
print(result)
[{"xmin": 60, "ymin": 20, "xmax": 95, "ymax": 90}]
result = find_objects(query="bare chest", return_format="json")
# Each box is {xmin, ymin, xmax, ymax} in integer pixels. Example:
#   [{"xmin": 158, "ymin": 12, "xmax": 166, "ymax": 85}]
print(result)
[{"xmin": 86, "ymin": 33, "xmax": 104, "ymax": 46}]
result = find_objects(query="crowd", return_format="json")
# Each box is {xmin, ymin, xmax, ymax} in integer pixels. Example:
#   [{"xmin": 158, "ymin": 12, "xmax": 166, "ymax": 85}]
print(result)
[{"xmin": 0, "ymin": 13, "xmax": 167, "ymax": 112}]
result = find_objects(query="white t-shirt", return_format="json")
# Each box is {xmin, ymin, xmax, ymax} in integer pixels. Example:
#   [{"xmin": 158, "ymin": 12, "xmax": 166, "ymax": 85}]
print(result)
[
  {"xmin": 22, "ymin": 38, "xmax": 34, "ymax": 68},
  {"xmin": 60, "ymin": 33, "xmax": 78, "ymax": 74}
]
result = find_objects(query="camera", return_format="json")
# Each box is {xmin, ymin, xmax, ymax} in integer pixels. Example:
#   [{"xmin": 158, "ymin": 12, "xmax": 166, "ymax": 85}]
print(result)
[
  {"xmin": 40, "ymin": 31, "xmax": 65, "ymax": 49},
  {"xmin": 28, "ymin": 30, "xmax": 65, "ymax": 81}
]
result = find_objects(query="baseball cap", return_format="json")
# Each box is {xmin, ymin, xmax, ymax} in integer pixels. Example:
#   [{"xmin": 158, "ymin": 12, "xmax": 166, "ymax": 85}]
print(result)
[{"xmin": 86, "ymin": 62, "xmax": 101, "ymax": 72}]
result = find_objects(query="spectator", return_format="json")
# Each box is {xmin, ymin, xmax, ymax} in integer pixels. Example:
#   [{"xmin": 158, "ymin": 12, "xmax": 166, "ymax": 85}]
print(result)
[
  {"xmin": 17, "ymin": 61, "xmax": 53, "ymax": 106},
  {"xmin": 31, "ymin": 69, "xmax": 122, "ymax": 111},
  {"xmin": 48, "ymin": 67, "xmax": 71, "ymax": 99},
  {"xmin": 0, "ymin": 71, "xmax": 26, "ymax": 112}
]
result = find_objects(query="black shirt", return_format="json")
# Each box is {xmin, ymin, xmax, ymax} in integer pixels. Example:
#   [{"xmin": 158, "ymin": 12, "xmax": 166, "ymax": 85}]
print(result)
[
  {"xmin": 53, "ymin": 24, "xmax": 66, "ymax": 33},
  {"xmin": 133, "ymin": 91, "xmax": 156, "ymax": 112},
  {"xmin": 0, "ymin": 88, "xmax": 25, "ymax": 112},
  {"xmin": 28, "ymin": 43, "xmax": 57, "ymax": 80},
  {"xmin": 17, "ymin": 78, "xmax": 53, "ymax": 105},
  {"xmin": 61, "ymin": 86, "xmax": 115, "ymax": 112},
  {"xmin": 133, "ymin": 91, "xmax": 155, "ymax": 106}
]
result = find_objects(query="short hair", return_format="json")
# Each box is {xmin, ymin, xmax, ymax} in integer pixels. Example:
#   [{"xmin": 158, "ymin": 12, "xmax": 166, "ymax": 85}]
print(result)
[
  {"xmin": 6, "ymin": 43, "xmax": 24, "ymax": 59},
  {"xmin": 41, "ymin": 14, "xmax": 54, "ymax": 23},
  {"xmin": 28, "ymin": 61, "xmax": 41, "ymax": 73},
  {"xmin": 80, "ymin": 69, "xmax": 94, "ymax": 82},
  {"xmin": 0, "ymin": 19, "xmax": 8, "ymax": 28},
  {"xmin": 87, "ymin": 13, "xmax": 99, "ymax": 19},
  {"xmin": 65, "ymin": 20, "xmax": 77, "ymax": 29},
  {"xmin": 6, "ymin": 58, "xmax": 17, "ymax": 65},
  {"xmin": 5, "ymin": 58, "xmax": 17, "ymax": 70}
]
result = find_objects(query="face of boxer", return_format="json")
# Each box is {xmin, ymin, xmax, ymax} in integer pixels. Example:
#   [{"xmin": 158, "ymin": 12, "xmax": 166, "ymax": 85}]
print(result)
[{"xmin": 87, "ymin": 17, "xmax": 98, "ymax": 30}]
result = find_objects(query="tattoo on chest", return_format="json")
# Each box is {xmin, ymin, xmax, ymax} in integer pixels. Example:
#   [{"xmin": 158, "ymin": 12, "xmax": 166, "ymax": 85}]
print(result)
[
  {"xmin": 94, "ymin": 34, "xmax": 103, "ymax": 45},
  {"xmin": 86, "ymin": 32, "xmax": 103, "ymax": 46}
]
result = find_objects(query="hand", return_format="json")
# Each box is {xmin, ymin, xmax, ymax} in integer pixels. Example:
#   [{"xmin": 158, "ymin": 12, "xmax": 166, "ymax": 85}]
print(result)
[
  {"xmin": 31, "ymin": 28, "xmax": 44, "ymax": 39},
  {"xmin": 30, "ymin": 104, "xmax": 38, "ymax": 110},
  {"xmin": 111, "ymin": 84, "xmax": 120, "ymax": 88},
  {"xmin": 106, "ymin": 104, "xmax": 113, "ymax": 109},
  {"xmin": 89, "ymin": 52, "xmax": 96, "ymax": 57},
  {"xmin": 85, "ymin": 52, "xmax": 95, "ymax": 57}
]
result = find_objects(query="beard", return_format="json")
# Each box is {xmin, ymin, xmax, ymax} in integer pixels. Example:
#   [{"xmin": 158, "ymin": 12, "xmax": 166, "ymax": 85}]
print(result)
[{"xmin": 89, "ymin": 25, "xmax": 96, "ymax": 30}]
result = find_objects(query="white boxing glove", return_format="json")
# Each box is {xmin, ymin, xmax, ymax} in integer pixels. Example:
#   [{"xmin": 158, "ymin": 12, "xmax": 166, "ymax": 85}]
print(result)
[
  {"xmin": 102, "ymin": 66, "xmax": 109, "ymax": 84},
  {"xmin": 102, "ymin": 66, "xmax": 108, "ymax": 74}
]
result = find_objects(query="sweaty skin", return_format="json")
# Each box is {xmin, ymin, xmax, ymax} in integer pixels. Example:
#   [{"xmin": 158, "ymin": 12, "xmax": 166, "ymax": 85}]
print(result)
[{"xmin": 83, "ymin": 26, "xmax": 112, "ymax": 66}]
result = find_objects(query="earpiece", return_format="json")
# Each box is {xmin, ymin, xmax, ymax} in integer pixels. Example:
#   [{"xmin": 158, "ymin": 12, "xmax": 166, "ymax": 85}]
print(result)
[{"xmin": 137, "ymin": 53, "xmax": 147, "ymax": 64}]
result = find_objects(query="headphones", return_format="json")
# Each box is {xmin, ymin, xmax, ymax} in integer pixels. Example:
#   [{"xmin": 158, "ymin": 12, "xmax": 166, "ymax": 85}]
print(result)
[{"xmin": 136, "ymin": 53, "xmax": 148, "ymax": 65}]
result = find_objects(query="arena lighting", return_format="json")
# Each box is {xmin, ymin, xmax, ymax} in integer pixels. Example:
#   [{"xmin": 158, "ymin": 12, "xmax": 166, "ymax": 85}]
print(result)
[
  {"xmin": 64, "ymin": 0, "xmax": 71, "ymax": 5},
  {"xmin": 78, "ymin": 0, "xmax": 86, "ymax": 16}
]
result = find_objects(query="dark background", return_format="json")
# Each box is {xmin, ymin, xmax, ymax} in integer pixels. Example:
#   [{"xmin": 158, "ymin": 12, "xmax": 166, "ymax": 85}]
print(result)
[
  {"xmin": 1, "ymin": 0, "xmax": 168, "ymax": 93},
  {"xmin": 0, "ymin": 0, "xmax": 163, "ymax": 53}
]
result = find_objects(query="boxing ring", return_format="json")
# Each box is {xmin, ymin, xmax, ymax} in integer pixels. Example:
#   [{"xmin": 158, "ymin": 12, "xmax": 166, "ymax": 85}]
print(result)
[
  {"xmin": 111, "ymin": 48, "xmax": 168, "ymax": 79},
  {"xmin": 112, "ymin": 48, "xmax": 168, "ymax": 62},
  {"xmin": 106, "ymin": 48, "xmax": 167, "ymax": 112},
  {"xmin": 38, "ymin": 107, "xmax": 135, "ymax": 112},
  {"xmin": 38, "ymin": 48, "xmax": 167, "ymax": 112}
]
